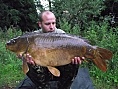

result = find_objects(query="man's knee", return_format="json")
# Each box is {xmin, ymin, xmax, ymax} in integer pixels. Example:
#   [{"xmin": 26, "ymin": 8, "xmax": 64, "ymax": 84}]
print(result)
[
  {"xmin": 71, "ymin": 68, "xmax": 94, "ymax": 89},
  {"xmin": 15, "ymin": 76, "xmax": 36, "ymax": 89}
]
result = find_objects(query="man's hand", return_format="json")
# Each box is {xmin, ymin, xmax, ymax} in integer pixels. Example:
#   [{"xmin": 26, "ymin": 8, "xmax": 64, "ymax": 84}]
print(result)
[
  {"xmin": 17, "ymin": 54, "xmax": 35, "ymax": 65},
  {"xmin": 71, "ymin": 57, "xmax": 85, "ymax": 64}
]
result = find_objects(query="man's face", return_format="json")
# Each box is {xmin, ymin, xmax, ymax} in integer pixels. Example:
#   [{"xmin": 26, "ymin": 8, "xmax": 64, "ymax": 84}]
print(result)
[{"xmin": 38, "ymin": 13, "xmax": 56, "ymax": 33}]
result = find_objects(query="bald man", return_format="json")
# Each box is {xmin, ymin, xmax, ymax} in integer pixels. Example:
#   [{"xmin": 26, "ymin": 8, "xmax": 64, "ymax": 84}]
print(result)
[{"xmin": 16, "ymin": 10, "xmax": 94, "ymax": 89}]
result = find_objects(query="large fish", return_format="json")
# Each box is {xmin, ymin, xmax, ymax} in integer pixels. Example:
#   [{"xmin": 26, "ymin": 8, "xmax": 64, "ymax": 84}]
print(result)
[{"xmin": 6, "ymin": 32, "xmax": 113, "ymax": 76}]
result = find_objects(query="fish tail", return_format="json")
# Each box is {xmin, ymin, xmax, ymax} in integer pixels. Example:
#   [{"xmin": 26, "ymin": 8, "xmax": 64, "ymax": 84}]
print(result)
[{"xmin": 93, "ymin": 47, "xmax": 113, "ymax": 72}]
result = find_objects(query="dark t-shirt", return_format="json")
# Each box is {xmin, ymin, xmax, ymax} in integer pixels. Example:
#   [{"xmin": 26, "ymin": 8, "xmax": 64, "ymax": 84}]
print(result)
[{"xmin": 27, "ymin": 64, "xmax": 79, "ymax": 89}]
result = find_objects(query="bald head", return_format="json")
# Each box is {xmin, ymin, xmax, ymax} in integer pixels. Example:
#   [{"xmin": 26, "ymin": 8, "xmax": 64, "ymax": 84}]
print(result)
[{"xmin": 39, "ymin": 10, "xmax": 56, "ymax": 22}]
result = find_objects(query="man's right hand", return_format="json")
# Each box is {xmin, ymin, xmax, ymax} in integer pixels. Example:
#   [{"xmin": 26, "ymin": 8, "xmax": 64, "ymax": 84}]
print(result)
[{"xmin": 17, "ymin": 54, "xmax": 35, "ymax": 65}]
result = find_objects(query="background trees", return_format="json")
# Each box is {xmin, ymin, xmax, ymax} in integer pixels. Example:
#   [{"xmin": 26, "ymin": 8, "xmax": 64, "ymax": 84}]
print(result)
[
  {"xmin": 0, "ymin": 0, "xmax": 117, "ymax": 32},
  {"xmin": 52, "ymin": 0, "xmax": 105, "ymax": 28},
  {"xmin": 51, "ymin": 0, "xmax": 118, "ymax": 30},
  {"xmin": 0, "ymin": 0, "xmax": 40, "ymax": 31}
]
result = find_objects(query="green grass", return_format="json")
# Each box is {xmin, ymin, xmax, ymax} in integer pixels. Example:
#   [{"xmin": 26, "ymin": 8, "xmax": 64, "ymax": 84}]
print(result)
[
  {"xmin": 0, "ymin": 43, "xmax": 24, "ymax": 88},
  {"xmin": 0, "ymin": 28, "xmax": 24, "ymax": 88},
  {"xmin": 0, "ymin": 24, "xmax": 118, "ymax": 88}
]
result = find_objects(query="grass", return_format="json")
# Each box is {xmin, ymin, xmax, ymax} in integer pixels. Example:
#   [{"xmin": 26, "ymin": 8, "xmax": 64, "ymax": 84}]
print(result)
[{"xmin": 0, "ymin": 28, "xmax": 24, "ymax": 88}]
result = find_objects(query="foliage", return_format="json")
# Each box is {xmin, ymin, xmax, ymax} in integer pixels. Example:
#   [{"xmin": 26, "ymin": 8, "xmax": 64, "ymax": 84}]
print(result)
[
  {"xmin": 0, "ymin": 28, "xmax": 24, "ymax": 87},
  {"xmin": 52, "ymin": 0, "xmax": 105, "ymax": 29},
  {"xmin": 59, "ymin": 18, "xmax": 82, "ymax": 35},
  {"xmin": 0, "ymin": 0, "xmax": 38, "ymax": 32},
  {"xmin": 34, "ymin": 0, "xmax": 44, "ymax": 13}
]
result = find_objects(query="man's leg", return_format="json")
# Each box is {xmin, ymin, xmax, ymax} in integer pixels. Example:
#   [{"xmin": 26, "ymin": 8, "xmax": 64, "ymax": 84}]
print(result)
[
  {"xmin": 15, "ymin": 76, "xmax": 37, "ymax": 89},
  {"xmin": 71, "ymin": 68, "xmax": 95, "ymax": 89}
]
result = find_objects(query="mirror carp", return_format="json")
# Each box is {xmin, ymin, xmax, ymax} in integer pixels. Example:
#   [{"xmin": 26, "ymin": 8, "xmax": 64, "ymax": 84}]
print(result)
[{"xmin": 6, "ymin": 32, "xmax": 113, "ymax": 76}]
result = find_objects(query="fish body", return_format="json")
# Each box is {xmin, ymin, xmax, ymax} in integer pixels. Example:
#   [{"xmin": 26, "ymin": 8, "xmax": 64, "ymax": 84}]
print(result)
[{"xmin": 6, "ymin": 32, "xmax": 113, "ymax": 76}]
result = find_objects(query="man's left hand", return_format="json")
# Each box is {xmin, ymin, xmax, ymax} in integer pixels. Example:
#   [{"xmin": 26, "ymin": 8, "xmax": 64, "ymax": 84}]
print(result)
[{"xmin": 71, "ymin": 57, "xmax": 85, "ymax": 64}]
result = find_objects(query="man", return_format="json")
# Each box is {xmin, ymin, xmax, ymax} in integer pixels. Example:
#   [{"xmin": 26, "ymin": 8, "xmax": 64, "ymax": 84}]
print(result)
[{"xmin": 16, "ymin": 10, "xmax": 94, "ymax": 89}]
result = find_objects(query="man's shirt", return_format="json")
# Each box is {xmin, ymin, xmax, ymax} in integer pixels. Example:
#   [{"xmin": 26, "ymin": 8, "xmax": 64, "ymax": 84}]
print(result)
[{"xmin": 34, "ymin": 28, "xmax": 66, "ymax": 33}]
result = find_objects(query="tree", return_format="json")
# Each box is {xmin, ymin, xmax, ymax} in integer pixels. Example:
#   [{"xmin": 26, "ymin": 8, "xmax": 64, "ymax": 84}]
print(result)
[
  {"xmin": 0, "ymin": 0, "xmax": 39, "ymax": 31},
  {"xmin": 101, "ymin": 0, "xmax": 118, "ymax": 27},
  {"xmin": 51, "ymin": 0, "xmax": 118, "ymax": 29},
  {"xmin": 51, "ymin": 0, "xmax": 105, "ymax": 30},
  {"xmin": 34, "ymin": 0, "xmax": 44, "ymax": 13}
]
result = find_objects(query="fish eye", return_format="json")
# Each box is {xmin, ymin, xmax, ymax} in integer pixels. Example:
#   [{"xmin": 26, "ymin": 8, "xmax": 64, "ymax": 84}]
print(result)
[
  {"xmin": 11, "ymin": 39, "xmax": 16, "ymax": 43},
  {"xmin": 7, "ymin": 39, "xmax": 16, "ymax": 45}
]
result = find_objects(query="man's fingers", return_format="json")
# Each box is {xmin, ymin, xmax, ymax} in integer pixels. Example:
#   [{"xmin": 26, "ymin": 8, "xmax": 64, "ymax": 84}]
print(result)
[
  {"xmin": 26, "ymin": 54, "xmax": 35, "ymax": 65},
  {"xmin": 81, "ymin": 57, "xmax": 85, "ymax": 60},
  {"xmin": 71, "ymin": 59, "xmax": 74, "ymax": 64},
  {"xmin": 17, "ymin": 54, "xmax": 22, "ymax": 59},
  {"xmin": 26, "ymin": 54, "xmax": 30, "ymax": 62},
  {"xmin": 71, "ymin": 57, "xmax": 85, "ymax": 64},
  {"xmin": 17, "ymin": 53, "xmax": 35, "ymax": 65},
  {"xmin": 72, "ymin": 57, "xmax": 80, "ymax": 64},
  {"xmin": 77, "ymin": 57, "xmax": 81, "ymax": 64},
  {"xmin": 74, "ymin": 57, "xmax": 79, "ymax": 64}
]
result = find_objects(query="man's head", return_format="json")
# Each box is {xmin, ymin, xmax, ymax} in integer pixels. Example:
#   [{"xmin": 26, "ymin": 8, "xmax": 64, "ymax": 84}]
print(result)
[{"xmin": 38, "ymin": 10, "xmax": 56, "ymax": 33}]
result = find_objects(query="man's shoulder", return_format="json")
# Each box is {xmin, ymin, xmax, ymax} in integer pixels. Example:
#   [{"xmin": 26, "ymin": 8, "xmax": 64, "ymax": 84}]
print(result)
[
  {"xmin": 34, "ymin": 29, "xmax": 42, "ymax": 33},
  {"xmin": 33, "ymin": 28, "xmax": 66, "ymax": 33},
  {"xmin": 54, "ymin": 28, "xmax": 65, "ymax": 33}
]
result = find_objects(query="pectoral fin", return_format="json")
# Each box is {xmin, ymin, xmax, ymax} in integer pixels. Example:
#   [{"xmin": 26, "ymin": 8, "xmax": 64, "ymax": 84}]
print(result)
[
  {"xmin": 22, "ymin": 59, "xmax": 29, "ymax": 74},
  {"xmin": 47, "ymin": 66, "xmax": 60, "ymax": 77}
]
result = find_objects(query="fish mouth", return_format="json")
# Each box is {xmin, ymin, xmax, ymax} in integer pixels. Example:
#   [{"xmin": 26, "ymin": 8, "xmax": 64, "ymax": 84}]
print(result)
[
  {"xmin": 5, "ymin": 41, "xmax": 15, "ymax": 52},
  {"xmin": 6, "ymin": 42, "xmax": 11, "ymax": 46},
  {"xmin": 5, "ymin": 42, "xmax": 11, "ymax": 50},
  {"xmin": 5, "ymin": 43, "xmax": 9, "ymax": 49}
]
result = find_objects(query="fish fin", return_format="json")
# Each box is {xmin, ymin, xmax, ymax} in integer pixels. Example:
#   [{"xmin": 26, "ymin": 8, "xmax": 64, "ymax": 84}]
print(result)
[
  {"xmin": 47, "ymin": 66, "xmax": 60, "ymax": 77},
  {"xmin": 22, "ymin": 59, "xmax": 29, "ymax": 74},
  {"xmin": 93, "ymin": 47, "xmax": 113, "ymax": 72},
  {"xmin": 97, "ymin": 47, "xmax": 113, "ymax": 60},
  {"xmin": 93, "ymin": 56, "xmax": 107, "ymax": 72}
]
